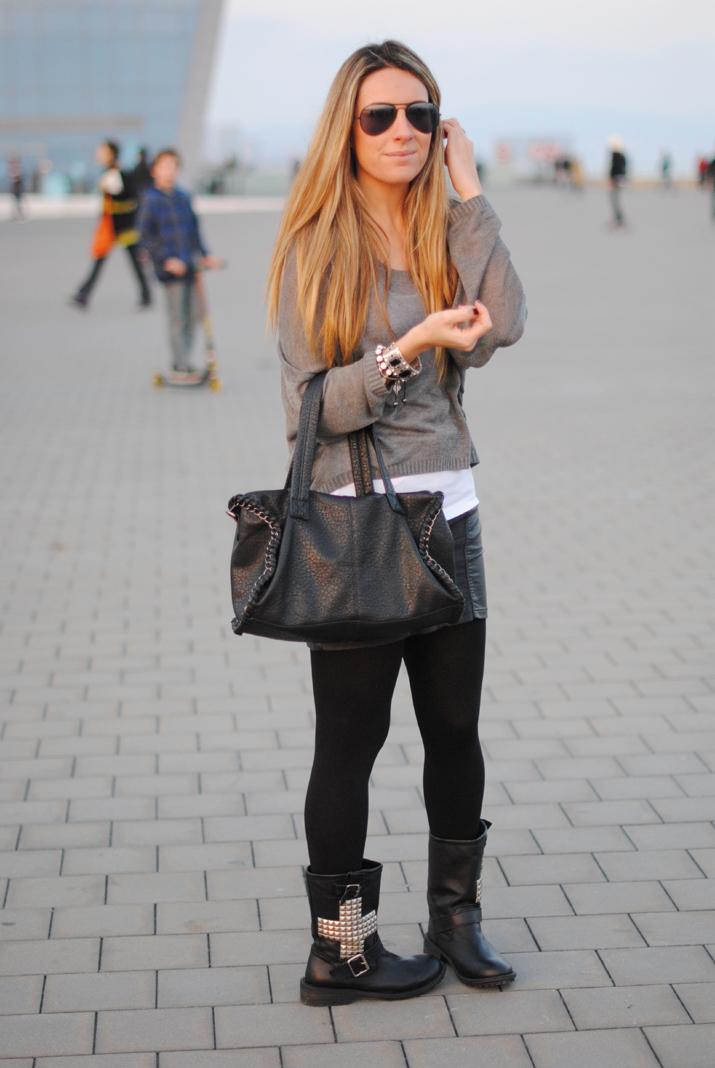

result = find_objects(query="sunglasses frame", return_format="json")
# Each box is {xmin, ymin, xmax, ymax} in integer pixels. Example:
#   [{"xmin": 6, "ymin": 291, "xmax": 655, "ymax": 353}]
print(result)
[{"xmin": 354, "ymin": 101, "xmax": 441, "ymax": 137}]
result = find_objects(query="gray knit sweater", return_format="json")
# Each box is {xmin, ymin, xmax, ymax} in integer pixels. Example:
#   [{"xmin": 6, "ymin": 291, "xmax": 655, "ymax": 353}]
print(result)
[{"xmin": 277, "ymin": 193, "xmax": 527, "ymax": 492}]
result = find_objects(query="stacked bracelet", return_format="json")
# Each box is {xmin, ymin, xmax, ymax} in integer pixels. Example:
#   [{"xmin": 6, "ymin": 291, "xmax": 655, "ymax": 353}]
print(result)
[{"xmin": 375, "ymin": 342, "xmax": 421, "ymax": 404}]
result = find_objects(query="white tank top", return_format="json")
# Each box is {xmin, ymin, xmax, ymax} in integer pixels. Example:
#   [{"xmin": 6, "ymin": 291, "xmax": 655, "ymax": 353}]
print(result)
[{"xmin": 330, "ymin": 467, "xmax": 478, "ymax": 521}]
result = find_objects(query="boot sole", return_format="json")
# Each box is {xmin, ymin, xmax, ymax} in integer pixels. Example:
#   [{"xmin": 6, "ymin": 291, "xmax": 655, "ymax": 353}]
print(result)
[
  {"xmin": 299, "ymin": 961, "xmax": 446, "ymax": 1006},
  {"xmin": 423, "ymin": 934, "xmax": 516, "ymax": 989}
]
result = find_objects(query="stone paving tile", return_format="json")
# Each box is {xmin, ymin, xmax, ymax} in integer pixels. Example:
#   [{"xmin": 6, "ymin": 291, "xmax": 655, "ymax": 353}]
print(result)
[
  {"xmin": 562, "ymin": 880, "xmax": 677, "ymax": 914},
  {"xmin": 51, "ymin": 904, "xmax": 154, "ymax": 939},
  {"xmin": 0, "ymin": 907, "xmax": 51, "ymax": 941},
  {"xmin": 158, "ymin": 964, "xmax": 269, "ymax": 1006},
  {"xmin": 631, "ymin": 910, "xmax": 715, "ymax": 946},
  {"xmin": 446, "ymin": 988, "xmax": 572, "ymax": 1035},
  {"xmin": 331, "ymin": 996, "xmax": 454, "ymax": 1042},
  {"xmin": 562, "ymin": 982, "xmax": 692, "ymax": 1028},
  {"xmin": 0, "ymin": 937, "xmax": 100, "ymax": 975},
  {"xmin": 43, "ymin": 970, "xmax": 156, "ymax": 1012},
  {"xmin": 161, "ymin": 1053, "xmax": 280, "ymax": 1068},
  {"xmin": 527, "ymin": 913, "xmax": 647, "ymax": 949},
  {"xmin": 599, "ymin": 946, "xmax": 715, "ymax": 985},
  {"xmin": 37, "ymin": 1057, "xmax": 155, "ymax": 1068},
  {"xmin": 0, "ymin": 974, "xmax": 44, "ymax": 1015},
  {"xmin": 214, "ymin": 1002, "xmax": 333, "ymax": 1047},
  {"xmin": 494, "ymin": 949, "xmax": 613, "ymax": 988},
  {"xmin": 524, "ymin": 1028, "xmax": 660, "ymax": 1068},
  {"xmin": 0, "ymin": 1011, "xmax": 95, "ymax": 1057},
  {"xmin": 281, "ymin": 1042, "xmax": 405, "ymax": 1068},
  {"xmin": 642, "ymin": 1024, "xmax": 715, "ymax": 1068},
  {"xmin": 403, "ymin": 1035, "xmax": 533, "ymax": 1067},
  {"xmin": 95, "ymin": 1008, "xmax": 214, "ymax": 1053}
]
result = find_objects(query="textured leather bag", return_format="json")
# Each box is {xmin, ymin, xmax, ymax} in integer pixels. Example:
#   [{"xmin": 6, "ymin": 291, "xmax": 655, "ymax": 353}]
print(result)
[{"xmin": 227, "ymin": 372, "xmax": 464, "ymax": 643}]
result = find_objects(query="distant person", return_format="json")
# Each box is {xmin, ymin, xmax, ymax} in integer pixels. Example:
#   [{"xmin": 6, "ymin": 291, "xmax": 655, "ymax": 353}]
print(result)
[
  {"xmin": 138, "ymin": 148, "xmax": 222, "ymax": 377},
  {"xmin": 707, "ymin": 152, "xmax": 715, "ymax": 221},
  {"xmin": 69, "ymin": 139, "xmax": 151, "ymax": 309},
  {"xmin": 132, "ymin": 147, "xmax": 153, "ymax": 198},
  {"xmin": 659, "ymin": 149, "xmax": 673, "ymax": 191},
  {"xmin": 607, "ymin": 135, "xmax": 628, "ymax": 228},
  {"xmin": 7, "ymin": 156, "xmax": 24, "ymax": 220},
  {"xmin": 697, "ymin": 156, "xmax": 709, "ymax": 187},
  {"xmin": 570, "ymin": 157, "xmax": 585, "ymax": 191}
]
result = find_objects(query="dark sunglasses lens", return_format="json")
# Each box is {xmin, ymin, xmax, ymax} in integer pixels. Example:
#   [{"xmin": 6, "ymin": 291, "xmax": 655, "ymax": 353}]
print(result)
[
  {"xmin": 360, "ymin": 105, "xmax": 397, "ymax": 135},
  {"xmin": 406, "ymin": 103, "xmax": 439, "ymax": 133}
]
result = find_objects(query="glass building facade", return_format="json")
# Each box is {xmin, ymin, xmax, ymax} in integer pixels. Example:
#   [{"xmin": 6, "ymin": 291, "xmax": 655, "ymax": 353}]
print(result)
[{"xmin": 0, "ymin": 0, "xmax": 225, "ymax": 192}]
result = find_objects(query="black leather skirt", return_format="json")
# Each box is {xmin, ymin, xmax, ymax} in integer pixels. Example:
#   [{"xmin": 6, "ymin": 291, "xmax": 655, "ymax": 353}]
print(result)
[{"xmin": 308, "ymin": 504, "xmax": 487, "ymax": 652}]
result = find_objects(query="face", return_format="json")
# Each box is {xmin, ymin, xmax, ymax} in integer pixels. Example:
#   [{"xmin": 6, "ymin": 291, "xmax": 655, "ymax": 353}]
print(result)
[
  {"xmin": 152, "ymin": 154, "xmax": 179, "ymax": 188},
  {"xmin": 96, "ymin": 143, "xmax": 116, "ymax": 168},
  {"xmin": 352, "ymin": 67, "xmax": 435, "ymax": 187}
]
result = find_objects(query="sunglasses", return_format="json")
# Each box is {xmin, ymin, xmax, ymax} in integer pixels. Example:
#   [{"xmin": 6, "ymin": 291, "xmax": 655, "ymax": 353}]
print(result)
[{"xmin": 355, "ymin": 101, "xmax": 441, "ymax": 137}]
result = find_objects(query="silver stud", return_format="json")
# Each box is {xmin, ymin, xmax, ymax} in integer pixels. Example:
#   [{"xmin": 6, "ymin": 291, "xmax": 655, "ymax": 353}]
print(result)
[{"xmin": 317, "ymin": 894, "xmax": 378, "ymax": 959}]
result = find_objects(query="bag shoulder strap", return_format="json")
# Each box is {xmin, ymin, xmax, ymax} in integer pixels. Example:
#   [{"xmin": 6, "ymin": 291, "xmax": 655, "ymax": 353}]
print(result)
[{"xmin": 287, "ymin": 371, "xmax": 403, "ymax": 519}]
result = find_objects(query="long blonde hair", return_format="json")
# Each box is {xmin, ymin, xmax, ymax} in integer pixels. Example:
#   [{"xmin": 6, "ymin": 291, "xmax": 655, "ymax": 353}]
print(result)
[{"xmin": 266, "ymin": 39, "xmax": 458, "ymax": 381}]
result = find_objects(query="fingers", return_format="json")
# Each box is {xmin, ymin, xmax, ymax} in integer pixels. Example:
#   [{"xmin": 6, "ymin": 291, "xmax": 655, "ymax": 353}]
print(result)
[{"xmin": 441, "ymin": 302, "xmax": 488, "ymax": 326}]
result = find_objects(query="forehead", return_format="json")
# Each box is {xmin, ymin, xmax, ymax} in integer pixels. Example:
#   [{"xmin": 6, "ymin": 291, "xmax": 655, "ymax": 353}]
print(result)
[{"xmin": 356, "ymin": 67, "xmax": 428, "ymax": 109}]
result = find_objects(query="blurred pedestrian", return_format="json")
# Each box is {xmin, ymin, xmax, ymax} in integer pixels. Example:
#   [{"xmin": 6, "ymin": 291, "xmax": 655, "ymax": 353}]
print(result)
[
  {"xmin": 697, "ymin": 156, "xmax": 709, "ymax": 187},
  {"xmin": 132, "ymin": 147, "xmax": 153, "ymax": 199},
  {"xmin": 69, "ymin": 140, "xmax": 151, "ymax": 309},
  {"xmin": 138, "ymin": 148, "xmax": 222, "ymax": 377},
  {"xmin": 707, "ymin": 151, "xmax": 715, "ymax": 222},
  {"xmin": 7, "ymin": 156, "xmax": 25, "ymax": 220},
  {"xmin": 607, "ymin": 134, "xmax": 628, "ymax": 228},
  {"xmin": 659, "ymin": 149, "xmax": 673, "ymax": 191}
]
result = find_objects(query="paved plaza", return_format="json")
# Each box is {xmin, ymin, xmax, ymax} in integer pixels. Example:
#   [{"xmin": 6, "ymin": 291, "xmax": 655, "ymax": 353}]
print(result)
[{"xmin": 0, "ymin": 185, "xmax": 714, "ymax": 1066}]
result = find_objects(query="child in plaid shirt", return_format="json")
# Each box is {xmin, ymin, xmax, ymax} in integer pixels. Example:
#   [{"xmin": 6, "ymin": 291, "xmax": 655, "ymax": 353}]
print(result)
[{"xmin": 138, "ymin": 148, "xmax": 222, "ymax": 375}]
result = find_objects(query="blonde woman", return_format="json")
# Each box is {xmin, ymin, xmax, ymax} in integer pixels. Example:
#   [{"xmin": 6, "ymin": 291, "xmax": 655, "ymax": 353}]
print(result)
[{"xmin": 267, "ymin": 40, "xmax": 527, "ymax": 1006}]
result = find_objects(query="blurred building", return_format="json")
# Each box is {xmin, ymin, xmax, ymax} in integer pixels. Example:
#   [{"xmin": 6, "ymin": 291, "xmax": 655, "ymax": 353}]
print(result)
[{"xmin": 0, "ymin": 0, "xmax": 225, "ymax": 192}]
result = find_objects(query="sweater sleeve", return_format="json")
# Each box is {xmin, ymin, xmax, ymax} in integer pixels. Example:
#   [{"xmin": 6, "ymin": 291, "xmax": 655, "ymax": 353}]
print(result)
[
  {"xmin": 446, "ymin": 194, "xmax": 528, "ymax": 370},
  {"xmin": 277, "ymin": 245, "xmax": 391, "ymax": 442}
]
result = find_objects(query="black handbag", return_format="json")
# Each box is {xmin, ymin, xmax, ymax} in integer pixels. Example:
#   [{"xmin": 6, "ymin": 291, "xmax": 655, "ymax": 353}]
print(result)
[{"xmin": 227, "ymin": 372, "xmax": 464, "ymax": 643}]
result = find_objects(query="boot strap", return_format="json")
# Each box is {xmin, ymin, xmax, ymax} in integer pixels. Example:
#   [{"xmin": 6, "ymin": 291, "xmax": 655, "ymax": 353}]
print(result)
[
  {"xmin": 431, "ymin": 905, "xmax": 482, "ymax": 934},
  {"xmin": 329, "ymin": 936, "xmax": 382, "ymax": 980}
]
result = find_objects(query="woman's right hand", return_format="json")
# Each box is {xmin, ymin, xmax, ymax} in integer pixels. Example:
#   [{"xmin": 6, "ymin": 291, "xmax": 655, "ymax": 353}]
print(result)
[{"xmin": 397, "ymin": 301, "xmax": 493, "ymax": 362}]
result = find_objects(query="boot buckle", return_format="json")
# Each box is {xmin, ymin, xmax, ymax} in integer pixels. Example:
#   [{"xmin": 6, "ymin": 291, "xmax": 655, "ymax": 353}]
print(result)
[{"xmin": 346, "ymin": 951, "xmax": 370, "ymax": 977}]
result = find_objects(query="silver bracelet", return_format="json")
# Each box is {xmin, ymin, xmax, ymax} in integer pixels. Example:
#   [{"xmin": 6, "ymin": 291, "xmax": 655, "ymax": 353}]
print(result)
[{"xmin": 375, "ymin": 343, "xmax": 421, "ymax": 404}]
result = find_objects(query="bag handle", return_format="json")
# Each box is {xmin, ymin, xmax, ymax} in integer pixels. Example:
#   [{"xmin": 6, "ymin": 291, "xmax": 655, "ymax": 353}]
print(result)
[
  {"xmin": 288, "ymin": 372, "xmax": 326, "ymax": 518},
  {"xmin": 288, "ymin": 371, "xmax": 403, "ymax": 519}
]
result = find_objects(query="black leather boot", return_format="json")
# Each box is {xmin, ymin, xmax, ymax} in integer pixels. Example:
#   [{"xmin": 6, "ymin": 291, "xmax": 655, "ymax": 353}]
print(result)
[
  {"xmin": 300, "ymin": 856, "xmax": 446, "ymax": 1006},
  {"xmin": 423, "ymin": 819, "xmax": 516, "ymax": 987}
]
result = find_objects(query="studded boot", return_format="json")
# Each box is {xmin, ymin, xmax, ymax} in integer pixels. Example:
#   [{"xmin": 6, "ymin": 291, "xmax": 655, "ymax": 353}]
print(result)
[
  {"xmin": 423, "ymin": 819, "xmax": 516, "ymax": 987},
  {"xmin": 300, "ymin": 856, "xmax": 446, "ymax": 1006}
]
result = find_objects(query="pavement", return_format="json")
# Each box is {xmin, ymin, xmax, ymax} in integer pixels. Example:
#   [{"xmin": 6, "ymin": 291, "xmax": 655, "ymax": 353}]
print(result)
[{"xmin": 0, "ymin": 184, "xmax": 713, "ymax": 1067}]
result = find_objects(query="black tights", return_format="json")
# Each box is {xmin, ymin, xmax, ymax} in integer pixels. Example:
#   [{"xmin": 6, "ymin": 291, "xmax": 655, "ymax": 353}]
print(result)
[
  {"xmin": 304, "ymin": 617, "xmax": 486, "ymax": 874},
  {"xmin": 77, "ymin": 244, "xmax": 150, "ymax": 302}
]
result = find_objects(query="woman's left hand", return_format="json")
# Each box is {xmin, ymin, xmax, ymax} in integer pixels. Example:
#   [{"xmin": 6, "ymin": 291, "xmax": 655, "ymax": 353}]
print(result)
[{"xmin": 442, "ymin": 118, "xmax": 482, "ymax": 201}]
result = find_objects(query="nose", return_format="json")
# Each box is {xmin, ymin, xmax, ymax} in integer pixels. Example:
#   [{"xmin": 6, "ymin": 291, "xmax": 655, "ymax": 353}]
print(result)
[{"xmin": 391, "ymin": 108, "xmax": 413, "ymax": 140}]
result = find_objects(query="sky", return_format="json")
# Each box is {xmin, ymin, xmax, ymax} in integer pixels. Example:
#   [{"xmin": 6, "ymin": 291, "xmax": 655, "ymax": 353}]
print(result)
[{"xmin": 206, "ymin": 0, "xmax": 715, "ymax": 178}]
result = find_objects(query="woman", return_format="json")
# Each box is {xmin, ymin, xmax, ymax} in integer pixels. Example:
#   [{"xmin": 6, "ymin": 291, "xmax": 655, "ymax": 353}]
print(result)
[{"xmin": 267, "ymin": 40, "xmax": 527, "ymax": 1006}]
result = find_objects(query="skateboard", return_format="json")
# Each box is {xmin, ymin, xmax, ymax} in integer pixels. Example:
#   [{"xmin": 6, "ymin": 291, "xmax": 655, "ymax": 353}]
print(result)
[{"xmin": 152, "ymin": 262, "xmax": 224, "ymax": 391}]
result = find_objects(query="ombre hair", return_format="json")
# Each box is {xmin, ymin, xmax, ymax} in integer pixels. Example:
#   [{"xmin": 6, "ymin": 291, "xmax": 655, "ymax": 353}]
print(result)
[{"xmin": 266, "ymin": 39, "xmax": 458, "ymax": 381}]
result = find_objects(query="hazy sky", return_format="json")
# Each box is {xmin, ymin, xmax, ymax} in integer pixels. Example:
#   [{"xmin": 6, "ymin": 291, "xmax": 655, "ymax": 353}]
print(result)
[{"xmin": 206, "ymin": 0, "xmax": 714, "ymax": 176}]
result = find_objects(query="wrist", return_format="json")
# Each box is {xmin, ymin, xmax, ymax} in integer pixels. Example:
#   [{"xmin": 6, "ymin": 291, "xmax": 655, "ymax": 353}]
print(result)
[
  {"xmin": 456, "ymin": 183, "xmax": 483, "ymax": 201},
  {"xmin": 396, "ymin": 324, "xmax": 427, "ymax": 363}
]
